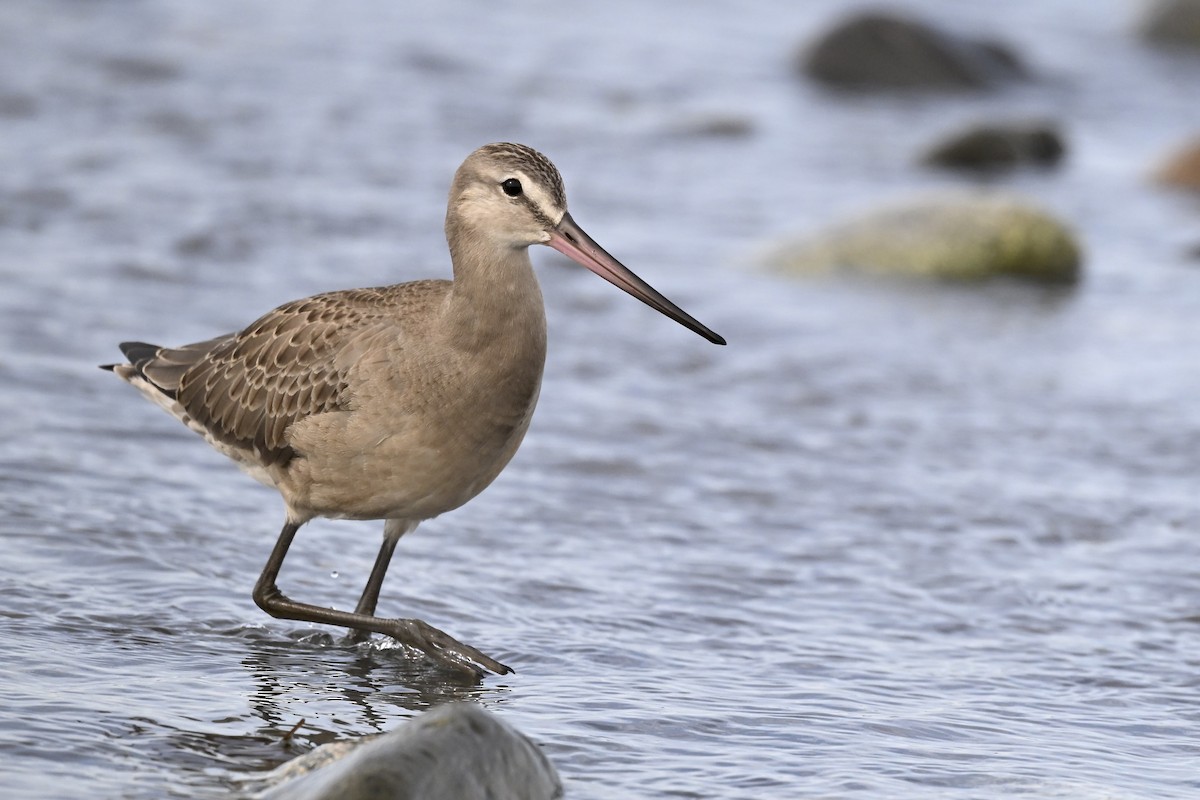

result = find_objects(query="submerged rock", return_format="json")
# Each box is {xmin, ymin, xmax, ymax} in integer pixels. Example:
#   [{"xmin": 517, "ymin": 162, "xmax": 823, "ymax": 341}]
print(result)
[
  {"xmin": 1153, "ymin": 136, "xmax": 1200, "ymax": 190},
  {"xmin": 666, "ymin": 113, "xmax": 755, "ymax": 139},
  {"xmin": 258, "ymin": 704, "xmax": 562, "ymax": 800},
  {"xmin": 921, "ymin": 121, "xmax": 1065, "ymax": 171},
  {"xmin": 799, "ymin": 10, "xmax": 1027, "ymax": 91},
  {"xmin": 760, "ymin": 195, "xmax": 1081, "ymax": 283},
  {"xmin": 1138, "ymin": 0, "xmax": 1200, "ymax": 48}
]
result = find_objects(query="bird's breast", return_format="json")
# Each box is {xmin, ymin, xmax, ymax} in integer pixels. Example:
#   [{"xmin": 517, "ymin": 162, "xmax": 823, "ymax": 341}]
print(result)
[{"xmin": 282, "ymin": 319, "xmax": 547, "ymax": 522}]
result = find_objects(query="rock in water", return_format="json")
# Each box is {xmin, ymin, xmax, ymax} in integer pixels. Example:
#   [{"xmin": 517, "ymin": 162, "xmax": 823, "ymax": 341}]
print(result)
[
  {"xmin": 799, "ymin": 11, "xmax": 1026, "ymax": 91},
  {"xmin": 760, "ymin": 195, "xmax": 1082, "ymax": 283},
  {"xmin": 921, "ymin": 122, "xmax": 1065, "ymax": 171},
  {"xmin": 258, "ymin": 704, "xmax": 562, "ymax": 800},
  {"xmin": 1138, "ymin": 0, "xmax": 1200, "ymax": 48},
  {"xmin": 1153, "ymin": 137, "xmax": 1200, "ymax": 191}
]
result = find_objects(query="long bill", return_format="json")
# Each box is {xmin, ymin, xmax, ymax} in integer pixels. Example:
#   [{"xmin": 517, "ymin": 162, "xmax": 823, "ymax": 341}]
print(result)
[{"xmin": 546, "ymin": 212, "xmax": 726, "ymax": 346}]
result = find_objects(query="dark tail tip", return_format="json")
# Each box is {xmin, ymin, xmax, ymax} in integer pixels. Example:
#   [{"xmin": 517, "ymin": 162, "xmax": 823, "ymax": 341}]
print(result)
[
  {"xmin": 101, "ymin": 341, "xmax": 161, "ymax": 373},
  {"xmin": 118, "ymin": 341, "xmax": 161, "ymax": 364}
]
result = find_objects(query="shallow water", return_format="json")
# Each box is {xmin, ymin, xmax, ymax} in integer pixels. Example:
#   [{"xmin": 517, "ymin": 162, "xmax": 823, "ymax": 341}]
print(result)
[{"xmin": 2, "ymin": 1, "xmax": 1200, "ymax": 797}]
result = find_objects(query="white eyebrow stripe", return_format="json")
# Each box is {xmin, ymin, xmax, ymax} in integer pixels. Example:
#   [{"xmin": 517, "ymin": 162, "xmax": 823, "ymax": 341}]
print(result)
[{"xmin": 513, "ymin": 171, "xmax": 564, "ymax": 224}]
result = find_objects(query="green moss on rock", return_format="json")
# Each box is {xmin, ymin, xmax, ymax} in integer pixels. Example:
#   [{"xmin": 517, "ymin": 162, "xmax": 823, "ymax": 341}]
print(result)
[{"xmin": 761, "ymin": 195, "xmax": 1082, "ymax": 284}]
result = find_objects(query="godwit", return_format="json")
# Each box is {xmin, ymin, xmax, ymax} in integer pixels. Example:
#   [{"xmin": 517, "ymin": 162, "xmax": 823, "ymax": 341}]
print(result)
[{"xmin": 103, "ymin": 142, "xmax": 724, "ymax": 676}]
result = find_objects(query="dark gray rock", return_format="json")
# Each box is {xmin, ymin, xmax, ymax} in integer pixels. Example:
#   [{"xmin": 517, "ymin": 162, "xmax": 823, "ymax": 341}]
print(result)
[
  {"xmin": 258, "ymin": 704, "xmax": 562, "ymax": 800},
  {"xmin": 799, "ymin": 10, "xmax": 1027, "ymax": 91},
  {"xmin": 922, "ymin": 121, "xmax": 1065, "ymax": 171},
  {"xmin": 1138, "ymin": 0, "xmax": 1200, "ymax": 48}
]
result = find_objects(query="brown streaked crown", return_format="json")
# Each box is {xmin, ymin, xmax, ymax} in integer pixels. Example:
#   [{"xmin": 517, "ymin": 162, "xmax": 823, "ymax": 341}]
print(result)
[{"xmin": 476, "ymin": 142, "xmax": 566, "ymax": 210}]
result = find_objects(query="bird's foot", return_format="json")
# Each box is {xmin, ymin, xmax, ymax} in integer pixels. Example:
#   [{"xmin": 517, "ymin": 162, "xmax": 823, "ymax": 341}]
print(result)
[
  {"xmin": 382, "ymin": 618, "xmax": 513, "ymax": 677},
  {"xmin": 344, "ymin": 628, "xmax": 373, "ymax": 645}
]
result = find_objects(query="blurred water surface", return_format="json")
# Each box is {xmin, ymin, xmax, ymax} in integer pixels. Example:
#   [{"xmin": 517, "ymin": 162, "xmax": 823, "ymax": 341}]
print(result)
[{"xmin": 2, "ymin": 1, "xmax": 1199, "ymax": 797}]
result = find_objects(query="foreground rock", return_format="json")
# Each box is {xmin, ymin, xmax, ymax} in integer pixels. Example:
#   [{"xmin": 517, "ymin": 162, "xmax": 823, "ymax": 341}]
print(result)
[
  {"xmin": 921, "ymin": 121, "xmax": 1065, "ymax": 171},
  {"xmin": 760, "ymin": 195, "xmax": 1081, "ymax": 283},
  {"xmin": 799, "ymin": 10, "xmax": 1027, "ymax": 91},
  {"xmin": 258, "ymin": 704, "xmax": 562, "ymax": 800},
  {"xmin": 1137, "ymin": 0, "xmax": 1200, "ymax": 48},
  {"xmin": 1153, "ymin": 136, "xmax": 1200, "ymax": 191}
]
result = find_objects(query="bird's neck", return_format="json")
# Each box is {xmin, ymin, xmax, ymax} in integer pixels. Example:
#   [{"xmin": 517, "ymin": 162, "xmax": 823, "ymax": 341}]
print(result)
[{"xmin": 442, "ymin": 225, "xmax": 548, "ymax": 357}]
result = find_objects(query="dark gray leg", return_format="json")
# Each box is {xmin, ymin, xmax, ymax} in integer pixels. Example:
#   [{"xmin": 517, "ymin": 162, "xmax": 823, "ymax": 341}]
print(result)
[
  {"xmin": 347, "ymin": 532, "xmax": 401, "ymax": 642},
  {"xmin": 252, "ymin": 521, "xmax": 511, "ymax": 677}
]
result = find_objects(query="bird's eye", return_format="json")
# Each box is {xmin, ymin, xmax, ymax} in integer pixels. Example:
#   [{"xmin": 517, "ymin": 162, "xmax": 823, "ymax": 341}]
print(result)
[{"xmin": 501, "ymin": 178, "xmax": 523, "ymax": 197}]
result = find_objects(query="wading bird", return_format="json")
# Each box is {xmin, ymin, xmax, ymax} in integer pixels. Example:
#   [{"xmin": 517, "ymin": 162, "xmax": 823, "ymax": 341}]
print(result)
[{"xmin": 104, "ymin": 143, "xmax": 724, "ymax": 676}]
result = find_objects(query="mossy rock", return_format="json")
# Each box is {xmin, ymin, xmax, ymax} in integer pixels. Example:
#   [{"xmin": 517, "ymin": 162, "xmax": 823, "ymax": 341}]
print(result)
[{"xmin": 761, "ymin": 195, "xmax": 1082, "ymax": 283}]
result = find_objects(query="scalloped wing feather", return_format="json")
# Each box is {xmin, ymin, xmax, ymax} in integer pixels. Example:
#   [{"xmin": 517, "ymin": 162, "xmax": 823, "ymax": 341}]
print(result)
[{"xmin": 128, "ymin": 281, "xmax": 448, "ymax": 468}]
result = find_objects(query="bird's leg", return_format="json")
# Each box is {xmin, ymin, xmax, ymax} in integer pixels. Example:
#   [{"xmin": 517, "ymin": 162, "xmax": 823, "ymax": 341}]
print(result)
[
  {"xmin": 346, "ymin": 531, "xmax": 401, "ymax": 642},
  {"xmin": 252, "ymin": 520, "xmax": 512, "ymax": 677}
]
